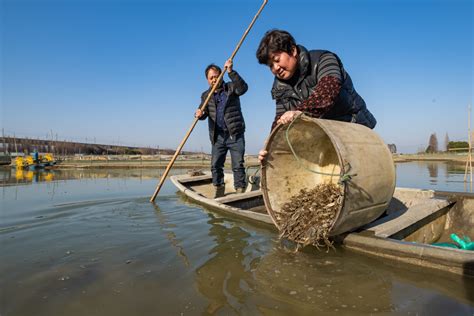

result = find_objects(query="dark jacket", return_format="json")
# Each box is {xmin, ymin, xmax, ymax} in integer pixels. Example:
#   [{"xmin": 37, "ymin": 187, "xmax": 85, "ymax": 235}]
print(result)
[
  {"xmin": 271, "ymin": 45, "xmax": 376, "ymax": 128},
  {"xmin": 199, "ymin": 70, "xmax": 248, "ymax": 143}
]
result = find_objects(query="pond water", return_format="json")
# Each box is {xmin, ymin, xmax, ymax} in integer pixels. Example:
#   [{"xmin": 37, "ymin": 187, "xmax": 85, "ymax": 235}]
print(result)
[
  {"xmin": 395, "ymin": 160, "xmax": 472, "ymax": 193},
  {"xmin": 1, "ymin": 162, "xmax": 473, "ymax": 315}
]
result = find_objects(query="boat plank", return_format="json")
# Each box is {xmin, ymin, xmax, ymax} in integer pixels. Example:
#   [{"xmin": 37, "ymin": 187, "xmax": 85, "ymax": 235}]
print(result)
[
  {"xmin": 214, "ymin": 190, "xmax": 263, "ymax": 204},
  {"xmin": 178, "ymin": 174, "xmax": 212, "ymax": 183},
  {"xmin": 365, "ymin": 198, "xmax": 451, "ymax": 237}
]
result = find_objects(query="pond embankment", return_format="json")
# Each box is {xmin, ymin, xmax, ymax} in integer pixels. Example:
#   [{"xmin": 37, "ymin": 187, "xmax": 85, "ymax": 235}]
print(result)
[
  {"xmin": 393, "ymin": 153, "xmax": 468, "ymax": 163},
  {"xmin": 9, "ymin": 153, "xmax": 466, "ymax": 170},
  {"xmin": 55, "ymin": 154, "xmax": 261, "ymax": 169}
]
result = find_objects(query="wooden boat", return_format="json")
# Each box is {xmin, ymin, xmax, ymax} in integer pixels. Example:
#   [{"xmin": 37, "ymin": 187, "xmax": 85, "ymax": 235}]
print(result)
[{"xmin": 170, "ymin": 172, "xmax": 474, "ymax": 277}]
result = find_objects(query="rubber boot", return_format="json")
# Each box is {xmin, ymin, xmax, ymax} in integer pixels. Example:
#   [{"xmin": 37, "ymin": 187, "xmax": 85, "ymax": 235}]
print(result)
[{"xmin": 214, "ymin": 185, "xmax": 225, "ymax": 198}]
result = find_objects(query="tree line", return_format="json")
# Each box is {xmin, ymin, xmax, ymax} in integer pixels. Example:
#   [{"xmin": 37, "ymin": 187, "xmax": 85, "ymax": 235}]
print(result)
[{"xmin": 425, "ymin": 133, "xmax": 469, "ymax": 153}]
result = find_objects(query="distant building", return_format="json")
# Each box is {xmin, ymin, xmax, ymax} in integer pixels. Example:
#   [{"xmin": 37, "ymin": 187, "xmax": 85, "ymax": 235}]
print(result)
[{"xmin": 387, "ymin": 144, "xmax": 397, "ymax": 154}]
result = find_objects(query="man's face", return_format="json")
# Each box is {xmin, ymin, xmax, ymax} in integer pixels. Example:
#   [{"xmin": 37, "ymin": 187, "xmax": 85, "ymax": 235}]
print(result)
[
  {"xmin": 268, "ymin": 47, "xmax": 298, "ymax": 80},
  {"xmin": 206, "ymin": 68, "xmax": 221, "ymax": 88}
]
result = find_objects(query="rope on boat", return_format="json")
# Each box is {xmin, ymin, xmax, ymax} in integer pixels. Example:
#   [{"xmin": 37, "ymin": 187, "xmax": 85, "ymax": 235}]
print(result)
[{"xmin": 246, "ymin": 164, "xmax": 261, "ymax": 184}]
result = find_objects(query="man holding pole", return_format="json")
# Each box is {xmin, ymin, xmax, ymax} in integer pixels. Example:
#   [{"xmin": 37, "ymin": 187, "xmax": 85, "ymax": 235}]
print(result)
[
  {"xmin": 195, "ymin": 59, "xmax": 248, "ymax": 198},
  {"xmin": 149, "ymin": 0, "xmax": 267, "ymax": 202}
]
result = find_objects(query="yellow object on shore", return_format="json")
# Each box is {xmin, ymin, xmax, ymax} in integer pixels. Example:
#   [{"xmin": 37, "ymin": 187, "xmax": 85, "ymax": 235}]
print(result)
[
  {"xmin": 14, "ymin": 153, "xmax": 56, "ymax": 169},
  {"xmin": 44, "ymin": 153, "xmax": 54, "ymax": 162},
  {"xmin": 15, "ymin": 157, "xmax": 29, "ymax": 168}
]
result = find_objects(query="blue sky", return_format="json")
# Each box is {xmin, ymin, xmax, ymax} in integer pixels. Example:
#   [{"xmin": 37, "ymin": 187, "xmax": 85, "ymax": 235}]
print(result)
[{"xmin": 2, "ymin": 0, "xmax": 472, "ymax": 154}]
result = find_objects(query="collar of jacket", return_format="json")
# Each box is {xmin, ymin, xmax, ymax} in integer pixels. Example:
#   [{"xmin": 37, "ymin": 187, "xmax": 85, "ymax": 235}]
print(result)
[
  {"xmin": 295, "ymin": 45, "xmax": 310, "ymax": 83},
  {"xmin": 207, "ymin": 81, "xmax": 227, "ymax": 95}
]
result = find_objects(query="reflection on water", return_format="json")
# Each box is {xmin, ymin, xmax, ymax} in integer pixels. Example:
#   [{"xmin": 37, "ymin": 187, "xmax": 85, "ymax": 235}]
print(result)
[
  {"xmin": 1, "ymin": 163, "xmax": 473, "ymax": 315},
  {"xmin": 396, "ymin": 161, "xmax": 472, "ymax": 192},
  {"xmin": 152, "ymin": 203, "xmax": 190, "ymax": 267},
  {"xmin": 195, "ymin": 214, "xmax": 258, "ymax": 314},
  {"xmin": 427, "ymin": 162, "xmax": 438, "ymax": 182},
  {"xmin": 1, "ymin": 160, "xmax": 470, "ymax": 192},
  {"xmin": 0, "ymin": 168, "xmax": 166, "ymax": 186},
  {"xmin": 192, "ymin": 212, "xmax": 473, "ymax": 315},
  {"xmin": 1, "ymin": 168, "xmax": 56, "ymax": 184}
]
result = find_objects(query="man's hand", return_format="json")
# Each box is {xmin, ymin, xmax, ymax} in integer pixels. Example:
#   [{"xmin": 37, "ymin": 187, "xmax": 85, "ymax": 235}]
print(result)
[
  {"xmin": 258, "ymin": 149, "xmax": 267, "ymax": 163},
  {"xmin": 277, "ymin": 110, "xmax": 302, "ymax": 125},
  {"xmin": 224, "ymin": 59, "xmax": 233, "ymax": 73},
  {"xmin": 195, "ymin": 109, "xmax": 204, "ymax": 118}
]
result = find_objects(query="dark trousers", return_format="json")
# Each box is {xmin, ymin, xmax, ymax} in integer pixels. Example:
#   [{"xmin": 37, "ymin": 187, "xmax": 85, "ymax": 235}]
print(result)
[{"xmin": 211, "ymin": 132, "xmax": 246, "ymax": 189}]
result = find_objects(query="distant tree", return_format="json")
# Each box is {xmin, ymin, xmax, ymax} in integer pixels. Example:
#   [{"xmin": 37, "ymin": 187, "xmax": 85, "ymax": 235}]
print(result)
[
  {"xmin": 448, "ymin": 141, "xmax": 469, "ymax": 152},
  {"xmin": 425, "ymin": 133, "xmax": 438, "ymax": 153},
  {"xmin": 124, "ymin": 148, "xmax": 141, "ymax": 155},
  {"xmin": 141, "ymin": 147, "xmax": 154, "ymax": 155},
  {"xmin": 444, "ymin": 133, "xmax": 450, "ymax": 152}
]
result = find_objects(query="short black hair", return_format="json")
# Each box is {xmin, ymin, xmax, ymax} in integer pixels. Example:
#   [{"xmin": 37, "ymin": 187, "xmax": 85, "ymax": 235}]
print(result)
[
  {"xmin": 256, "ymin": 29, "xmax": 297, "ymax": 65},
  {"xmin": 205, "ymin": 64, "xmax": 221, "ymax": 78}
]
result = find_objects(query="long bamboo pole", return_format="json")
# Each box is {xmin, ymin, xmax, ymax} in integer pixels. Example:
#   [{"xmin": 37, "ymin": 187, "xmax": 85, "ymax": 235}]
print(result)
[
  {"xmin": 150, "ymin": 0, "xmax": 268, "ymax": 202},
  {"xmin": 469, "ymin": 104, "xmax": 473, "ymax": 184},
  {"xmin": 465, "ymin": 104, "xmax": 471, "ymax": 182}
]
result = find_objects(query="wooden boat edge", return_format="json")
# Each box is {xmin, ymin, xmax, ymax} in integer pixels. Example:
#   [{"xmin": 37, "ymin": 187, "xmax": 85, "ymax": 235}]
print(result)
[
  {"xmin": 170, "ymin": 175, "xmax": 274, "ymax": 226},
  {"xmin": 342, "ymin": 233, "xmax": 474, "ymax": 276},
  {"xmin": 170, "ymin": 174, "xmax": 474, "ymax": 277}
]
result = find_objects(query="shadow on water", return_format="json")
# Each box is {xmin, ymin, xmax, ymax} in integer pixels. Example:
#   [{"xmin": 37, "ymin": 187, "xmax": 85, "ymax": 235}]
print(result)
[
  {"xmin": 151, "ymin": 203, "xmax": 190, "ymax": 267},
  {"xmin": 194, "ymin": 214, "xmax": 258, "ymax": 315}
]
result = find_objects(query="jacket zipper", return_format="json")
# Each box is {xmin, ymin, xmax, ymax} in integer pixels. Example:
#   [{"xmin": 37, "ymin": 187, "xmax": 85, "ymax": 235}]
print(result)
[{"xmin": 222, "ymin": 92, "xmax": 233, "ymax": 140}]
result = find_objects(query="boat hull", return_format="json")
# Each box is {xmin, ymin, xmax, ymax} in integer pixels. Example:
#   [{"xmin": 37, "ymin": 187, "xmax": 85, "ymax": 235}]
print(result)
[{"xmin": 170, "ymin": 172, "xmax": 474, "ymax": 277}]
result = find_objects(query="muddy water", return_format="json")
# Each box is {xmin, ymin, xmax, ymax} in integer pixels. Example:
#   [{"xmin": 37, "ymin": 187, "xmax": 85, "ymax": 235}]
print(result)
[{"xmin": 1, "ymin": 164, "xmax": 473, "ymax": 315}]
